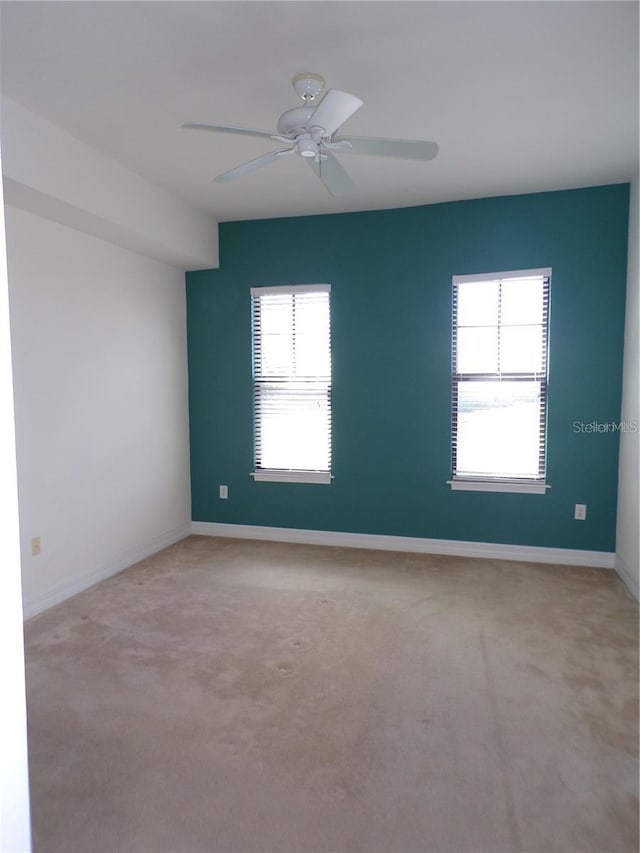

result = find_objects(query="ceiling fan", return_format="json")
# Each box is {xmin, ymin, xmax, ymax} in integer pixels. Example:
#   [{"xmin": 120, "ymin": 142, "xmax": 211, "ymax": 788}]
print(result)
[{"xmin": 182, "ymin": 73, "xmax": 439, "ymax": 196}]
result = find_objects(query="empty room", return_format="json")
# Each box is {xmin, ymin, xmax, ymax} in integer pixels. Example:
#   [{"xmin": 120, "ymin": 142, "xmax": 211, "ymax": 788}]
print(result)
[{"xmin": 0, "ymin": 2, "xmax": 638, "ymax": 852}]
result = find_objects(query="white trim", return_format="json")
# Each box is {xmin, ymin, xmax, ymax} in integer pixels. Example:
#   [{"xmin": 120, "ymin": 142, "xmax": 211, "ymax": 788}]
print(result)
[
  {"xmin": 251, "ymin": 469, "xmax": 332, "ymax": 484},
  {"xmin": 250, "ymin": 283, "xmax": 330, "ymax": 296},
  {"xmin": 615, "ymin": 556, "xmax": 639, "ymax": 601},
  {"xmin": 453, "ymin": 268, "xmax": 552, "ymax": 284},
  {"xmin": 191, "ymin": 522, "xmax": 615, "ymax": 570},
  {"xmin": 23, "ymin": 522, "xmax": 191, "ymax": 619},
  {"xmin": 448, "ymin": 479, "xmax": 549, "ymax": 494}
]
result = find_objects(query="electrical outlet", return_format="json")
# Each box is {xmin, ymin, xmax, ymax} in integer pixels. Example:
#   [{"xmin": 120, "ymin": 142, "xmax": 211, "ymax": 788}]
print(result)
[
  {"xmin": 574, "ymin": 504, "xmax": 587, "ymax": 521},
  {"xmin": 31, "ymin": 536, "xmax": 41, "ymax": 556},
  {"xmin": 219, "ymin": 485, "xmax": 228, "ymax": 500}
]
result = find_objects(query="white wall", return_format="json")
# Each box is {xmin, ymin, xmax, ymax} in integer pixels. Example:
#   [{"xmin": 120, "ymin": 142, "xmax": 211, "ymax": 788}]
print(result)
[
  {"xmin": 615, "ymin": 174, "xmax": 639, "ymax": 600},
  {"xmin": 6, "ymin": 206, "xmax": 192, "ymax": 617},
  {"xmin": 0, "ymin": 145, "xmax": 31, "ymax": 853}
]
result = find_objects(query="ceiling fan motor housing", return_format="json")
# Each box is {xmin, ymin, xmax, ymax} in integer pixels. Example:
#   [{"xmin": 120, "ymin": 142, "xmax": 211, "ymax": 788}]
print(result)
[{"xmin": 277, "ymin": 106, "xmax": 317, "ymax": 136}]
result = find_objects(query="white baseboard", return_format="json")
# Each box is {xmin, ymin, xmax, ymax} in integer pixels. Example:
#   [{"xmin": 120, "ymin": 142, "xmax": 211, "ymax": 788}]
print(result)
[
  {"xmin": 615, "ymin": 556, "xmax": 639, "ymax": 601},
  {"xmin": 191, "ymin": 522, "xmax": 616, "ymax": 570},
  {"xmin": 24, "ymin": 519, "xmax": 618, "ymax": 620},
  {"xmin": 23, "ymin": 522, "xmax": 192, "ymax": 619}
]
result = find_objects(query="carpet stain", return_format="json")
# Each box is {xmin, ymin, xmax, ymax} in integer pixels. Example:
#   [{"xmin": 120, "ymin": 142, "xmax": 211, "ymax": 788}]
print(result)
[
  {"xmin": 284, "ymin": 637, "xmax": 312, "ymax": 652},
  {"xmin": 274, "ymin": 661, "xmax": 297, "ymax": 678}
]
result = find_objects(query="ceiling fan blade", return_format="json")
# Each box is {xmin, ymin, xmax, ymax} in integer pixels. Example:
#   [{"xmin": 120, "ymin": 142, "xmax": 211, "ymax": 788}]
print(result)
[
  {"xmin": 306, "ymin": 152, "xmax": 356, "ymax": 196},
  {"xmin": 332, "ymin": 136, "xmax": 439, "ymax": 161},
  {"xmin": 322, "ymin": 139, "xmax": 353, "ymax": 153},
  {"xmin": 214, "ymin": 148, "xmax": 294, "ymax": 183},
  {"xmin": 307, "ymin": 90, "xmax": 363, "ymax": 136},
  {"xmin": 182, "ymin": 123, "xmax": 291, "ymax": 144}
]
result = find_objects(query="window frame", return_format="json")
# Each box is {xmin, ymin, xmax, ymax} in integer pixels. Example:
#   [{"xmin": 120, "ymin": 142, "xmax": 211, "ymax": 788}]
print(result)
[
  {"xmin": 249, "ymin": 283, "xmax": 332, "ymax": 485},
  {"xmin": 448, "ymin": 268, "xmax": 551, "ymax": 495}
]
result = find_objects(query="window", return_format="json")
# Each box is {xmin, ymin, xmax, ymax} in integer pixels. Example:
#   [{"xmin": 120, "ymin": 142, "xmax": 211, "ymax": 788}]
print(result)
[
  {"xmin": 250, "ymin": 284, "xmax": 332, "ymax": 484},
  {"xmin": 450, "ymin": 268, "xmax": 550, "ymax": 494}
]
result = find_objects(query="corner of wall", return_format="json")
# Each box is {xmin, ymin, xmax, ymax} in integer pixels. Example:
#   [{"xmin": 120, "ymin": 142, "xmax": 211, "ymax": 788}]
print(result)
[{"xmin": 615, "ymin": 172, "xmax": 639, "ymax": 602}]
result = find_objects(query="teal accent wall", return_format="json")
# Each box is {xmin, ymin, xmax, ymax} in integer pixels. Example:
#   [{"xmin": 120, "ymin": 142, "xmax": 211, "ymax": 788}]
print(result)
[{"xmin": 187, "ymin": 185, "xmax": 629, "ymax": 552}]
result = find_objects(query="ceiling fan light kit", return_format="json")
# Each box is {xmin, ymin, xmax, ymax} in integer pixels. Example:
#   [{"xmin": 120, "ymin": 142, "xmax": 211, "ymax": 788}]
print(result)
[{"xmin": 182, "ymin": 73, "xmax": 438, "ymax": 196}]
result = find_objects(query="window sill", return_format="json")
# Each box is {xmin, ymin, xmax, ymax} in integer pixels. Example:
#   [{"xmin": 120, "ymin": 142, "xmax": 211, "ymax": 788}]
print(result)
[
  {"xmin": 447, "ymin": 478, "xmax": 549, "ymax": 495},
  {"xmin": 251, "ymin": 469, "xmax": 332, "ymax": 485}
]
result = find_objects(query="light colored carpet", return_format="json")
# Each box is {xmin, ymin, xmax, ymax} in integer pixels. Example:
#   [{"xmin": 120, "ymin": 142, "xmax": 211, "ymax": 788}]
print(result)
[{"xmin": 25, "ymin": 536, "xmax": 638, "ymax": 853}]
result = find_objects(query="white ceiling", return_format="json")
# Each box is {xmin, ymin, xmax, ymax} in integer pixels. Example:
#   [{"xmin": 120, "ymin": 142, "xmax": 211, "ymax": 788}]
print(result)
[{"xmin": 0, "ymin": 1, "xmax": 638, "ymax": 222}]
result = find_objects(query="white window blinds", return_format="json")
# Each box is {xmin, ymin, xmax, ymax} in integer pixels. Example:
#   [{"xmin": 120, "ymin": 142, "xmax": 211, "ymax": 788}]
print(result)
[
  {"xmin": 451, "ymin": 269, "xmax": 550, "ymax": 486},
  {"xmin": 251, "ymin": 284, "xmax": 332, "ymax": 484}
]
